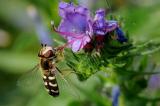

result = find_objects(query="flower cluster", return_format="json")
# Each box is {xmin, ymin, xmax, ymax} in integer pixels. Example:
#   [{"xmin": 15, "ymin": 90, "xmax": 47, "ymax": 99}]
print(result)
[{"xmin": 52, "ymin": 2, "xmax": 127, "ymax": 52}]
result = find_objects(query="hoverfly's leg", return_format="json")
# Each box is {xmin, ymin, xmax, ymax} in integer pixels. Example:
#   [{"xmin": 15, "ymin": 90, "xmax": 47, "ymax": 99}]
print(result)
[
  {"xmin": 56, "ymin": 67, "xmax": 61, "ymax": 73},
  {"xmin": 54, "ymin": 46, "xmax": 65, "ymax": 62},
  {"xmin": 56, "ymin": 43, "xmax": 68, "ymax": 51}
]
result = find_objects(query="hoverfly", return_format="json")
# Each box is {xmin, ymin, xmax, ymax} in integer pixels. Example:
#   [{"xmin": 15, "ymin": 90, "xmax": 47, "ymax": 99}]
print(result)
[
  {"xmin": 17, "ymin": 43, "xmax": 78, "ymax": 98},
  {"xmin": 17, "ymin": 44, "xmax": 66, "ymax": 97},
  {"xmin": 37, "ymin": 44, "xmax": 66, "ymax": 97}
]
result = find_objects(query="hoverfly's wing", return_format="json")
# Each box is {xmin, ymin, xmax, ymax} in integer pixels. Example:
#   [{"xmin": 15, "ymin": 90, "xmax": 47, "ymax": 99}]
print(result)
[
  {"xmin": 17, "ymin": 64, "xmax": 43, "ymax": 93},
  {"xmin": 55, "ymin": 67, "xmax": 80, "ymax": 99}
]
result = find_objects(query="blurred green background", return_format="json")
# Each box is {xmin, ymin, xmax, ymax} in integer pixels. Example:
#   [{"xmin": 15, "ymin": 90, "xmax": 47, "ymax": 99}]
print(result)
[{"xmin": 0, "ymin": 0, "xmax": 160, "ymax": 106}]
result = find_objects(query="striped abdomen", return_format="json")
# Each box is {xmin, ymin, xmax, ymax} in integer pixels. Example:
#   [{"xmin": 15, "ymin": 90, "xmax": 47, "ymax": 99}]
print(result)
[{"xmin": 43, "ymin": 71, "xmax": 59, "ymax": 97}]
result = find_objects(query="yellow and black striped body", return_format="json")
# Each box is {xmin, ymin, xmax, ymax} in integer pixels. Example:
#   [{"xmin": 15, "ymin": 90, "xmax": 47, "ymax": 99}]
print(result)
[
  {"xmin": 38, "ymin": 45, "xmax": 60, "ymax": 97},
  {"xmin": 43, "ymin": 68, "xmax": 59, "ymax": 97}
]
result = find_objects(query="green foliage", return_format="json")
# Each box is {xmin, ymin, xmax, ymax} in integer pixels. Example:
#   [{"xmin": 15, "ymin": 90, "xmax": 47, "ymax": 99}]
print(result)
[
  {"xmin": 63, "ymin": 35, "xmax": 160, "ymax": 105},
  {"xmin": 65, "ymin": 36, "xmax": 130, "ymax": 81}
]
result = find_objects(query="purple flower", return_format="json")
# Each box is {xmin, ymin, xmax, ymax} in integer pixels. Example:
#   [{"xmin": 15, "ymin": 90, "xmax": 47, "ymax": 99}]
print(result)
[
  {"xmin": 112, "ymin": 85, "xmax": 120, "ymax": 106},
  {"xmin": 93, "ymin": 9, "xmax": 118, "ymax": 35},
  {"xmin": 148, "ymin": 75, "xmax": 160, "ymax": 90},
  {"xmin": 52, "ymin": 2, "xmax": 93, "ymax": 52},
  {"xmin": 93, "ymin": 9, "xmax": 127, "ymax": 43},
  {"xmin": 53, "ymin": 2, "xmax": 127, "ymax": 52}
]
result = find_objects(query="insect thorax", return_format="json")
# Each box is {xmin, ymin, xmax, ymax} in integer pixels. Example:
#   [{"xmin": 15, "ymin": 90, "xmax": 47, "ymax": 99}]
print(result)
[{"xmin": 40, "ymin": 59, "xmax": 53, "ymax": 70}]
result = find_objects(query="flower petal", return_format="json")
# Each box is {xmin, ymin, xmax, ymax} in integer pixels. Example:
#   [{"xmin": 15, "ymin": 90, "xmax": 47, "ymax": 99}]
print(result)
[
  {"xmin": 93, "ymin": 9, "xmax": 119, "ymax": 35},
  {"xmin": 93, "ymin": 9, "xmax": 106, "ymax": 35},
  {"xmin": 55, "ymin": 2, "xmax": 93, "ymax": 52},
  {"xmin": 106, "ymin": 20, "xmax": 118, "ymax": 32},
  {"xmin": 69, "ymin": 35, "xmax": 91, "ymax": 52},
  {"xmin": 116, "ymin": 28, "xmax": 127, "ymax": 43},
  {"xmin": 58, "ymin": 2, "xmax": 92, "ymax": 34}
]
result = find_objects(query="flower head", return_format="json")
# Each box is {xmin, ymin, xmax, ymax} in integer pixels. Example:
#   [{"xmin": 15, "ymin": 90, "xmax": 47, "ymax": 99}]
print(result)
[
  {"xmin": 53, "ymin": 1, "xmax": 127, "ymax": 52},
  {"xmin": 53, "ymin": 2, "xmax": 93, "ymax": 52},
  {"xmin": 93, "ymin": 9, "xmax": 119, "ymax": 36}
]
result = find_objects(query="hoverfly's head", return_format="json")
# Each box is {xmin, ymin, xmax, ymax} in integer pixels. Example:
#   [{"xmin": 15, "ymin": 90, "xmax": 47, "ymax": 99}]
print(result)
[{"xmin": 38, "ymin": 44, "xmax": 56, "ymax": 58}]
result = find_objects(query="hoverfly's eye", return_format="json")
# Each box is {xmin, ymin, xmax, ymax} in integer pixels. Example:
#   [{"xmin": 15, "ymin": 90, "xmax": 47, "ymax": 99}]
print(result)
[{"xmin": 44, "ymin": 50, "xmax": 55, "ymax": 58}]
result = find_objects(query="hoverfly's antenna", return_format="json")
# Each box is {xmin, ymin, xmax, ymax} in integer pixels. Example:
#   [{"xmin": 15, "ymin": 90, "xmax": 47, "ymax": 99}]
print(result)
[{"xmin": 41, "ymin": 43, "xmax": 47, "ymax": 47}]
